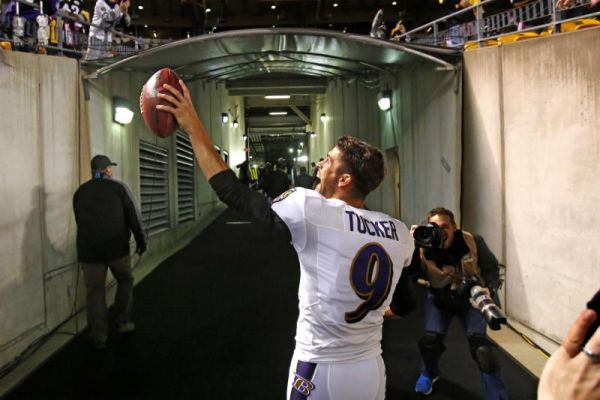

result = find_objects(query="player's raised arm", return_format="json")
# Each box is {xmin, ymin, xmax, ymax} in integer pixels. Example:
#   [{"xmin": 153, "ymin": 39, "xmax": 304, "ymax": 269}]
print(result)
[{"xmin": 156, "ymin": 80, "xmax": 228, "ymax": 180}]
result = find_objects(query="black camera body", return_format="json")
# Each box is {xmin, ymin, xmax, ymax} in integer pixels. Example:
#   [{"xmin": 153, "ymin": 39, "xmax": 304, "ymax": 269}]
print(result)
[
  {"xmin": 457, "ymin": 276, "xmax": 507, "ymax": 330},
  {"xmin": 413, "ymin": 223, "xmax": 444, "ymax": 248}
]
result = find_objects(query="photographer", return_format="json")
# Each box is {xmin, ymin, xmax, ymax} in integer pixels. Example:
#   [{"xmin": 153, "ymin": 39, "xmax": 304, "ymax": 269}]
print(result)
[{"xmin": 413, "ymin": 207, "xmax": 508, "ymax": 399}]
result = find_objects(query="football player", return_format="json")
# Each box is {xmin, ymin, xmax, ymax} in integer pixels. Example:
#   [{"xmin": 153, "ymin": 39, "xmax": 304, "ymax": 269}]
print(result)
[{"xmin": 156, "ymin": 80, "xmax": 416, "ymax": 400}]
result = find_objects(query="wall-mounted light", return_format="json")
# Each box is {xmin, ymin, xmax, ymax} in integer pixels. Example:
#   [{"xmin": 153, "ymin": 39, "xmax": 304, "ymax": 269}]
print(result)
[
  {"xmin": 320, "ymin": 113, "xmax": 327, "ymax": 123},
  {"xmin": 310, "ymin": 131, "xmax": 317, "ymax": 138},
  {"xmin": 242, "ymin": 134, "xmax": 248, "ymax": 140},
  {"xmin": 113, "ymin": 96, "xmax": 134, "ymax": 125},
  {"xmin": 221, "ymin": 112, "xmax": 229, "ymax": 124},
  {"xmin": 378, "ymin": 90, "xmax": 392, "ymax": 111},
  {"xmin": 232, "ymin": 120, "xmax": 239, "ymax": 129}
]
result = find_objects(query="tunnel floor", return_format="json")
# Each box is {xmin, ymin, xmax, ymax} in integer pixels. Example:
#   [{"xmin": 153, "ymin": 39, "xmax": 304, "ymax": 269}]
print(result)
[{"xmin": 5, "ymin": 208, "xmax": 538, "ymax": 400}]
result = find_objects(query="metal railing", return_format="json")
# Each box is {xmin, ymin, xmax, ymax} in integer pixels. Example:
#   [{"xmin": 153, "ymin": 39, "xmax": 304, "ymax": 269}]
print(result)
[
  {"xmin": 0, "ymin": 0, "xmax": 170, "ymax": 60},
  {"xmin": 395, "ymin": 0, "xmax": 600, "ymax": 48}
]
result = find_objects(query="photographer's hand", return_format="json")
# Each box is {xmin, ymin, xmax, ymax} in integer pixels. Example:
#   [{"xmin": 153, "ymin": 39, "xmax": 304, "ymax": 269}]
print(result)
[{"xmin": 538, "ymin": 309, "xmax": 600, "ymax": 400}]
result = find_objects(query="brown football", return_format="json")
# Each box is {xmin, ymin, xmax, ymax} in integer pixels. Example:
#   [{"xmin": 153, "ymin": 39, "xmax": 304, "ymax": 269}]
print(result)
[{"xmin": 140, "ymin": 68, "xmax": 183, "ymax": 138}]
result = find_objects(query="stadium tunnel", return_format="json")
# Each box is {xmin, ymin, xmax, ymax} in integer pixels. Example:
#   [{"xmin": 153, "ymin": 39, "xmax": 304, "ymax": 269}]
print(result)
[{"xmin": 10, "ymin": 23, "xmax": 600, "ymax": 398}]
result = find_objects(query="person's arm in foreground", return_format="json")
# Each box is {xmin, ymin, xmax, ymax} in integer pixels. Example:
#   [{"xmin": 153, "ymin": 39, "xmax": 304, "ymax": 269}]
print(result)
[{"xmin": 538, "ymin": 309, "xmax": 600, "ymax": 400}]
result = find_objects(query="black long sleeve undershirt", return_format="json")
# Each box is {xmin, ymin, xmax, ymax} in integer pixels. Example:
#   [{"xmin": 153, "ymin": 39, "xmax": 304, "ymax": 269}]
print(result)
[
  {"xmin": 209, "ymin": 169, "xmax": 415, "ymax": 316},
  {"xmin": 389, "ymin": 268, "xmax": 416, "ymax": 316},
  {"xmin": 209, "ymin": 169, "xmax": 292, "ymax": 242}
]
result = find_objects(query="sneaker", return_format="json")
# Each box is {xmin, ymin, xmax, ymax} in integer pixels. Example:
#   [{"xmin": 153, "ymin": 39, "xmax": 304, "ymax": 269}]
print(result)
[
  {"xmin": 415, "ymin": 373, "xmax": 439, "ymax": 395},
  {"xmin": 117, "ymin": 321, "xmax": 136, "ymax": 333}
]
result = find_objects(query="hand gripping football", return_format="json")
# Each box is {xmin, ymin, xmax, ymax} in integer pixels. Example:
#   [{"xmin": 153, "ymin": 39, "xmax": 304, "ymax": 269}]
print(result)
[{"xmin": 140, "ymin": 68, "xmax": 183, "ymax": 138}]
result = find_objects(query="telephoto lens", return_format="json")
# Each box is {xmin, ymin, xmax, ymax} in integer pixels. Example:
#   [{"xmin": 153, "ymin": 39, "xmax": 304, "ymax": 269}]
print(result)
[{"xmin": 470, "ymin": 285, "xmax": 507, "ymax": 330}]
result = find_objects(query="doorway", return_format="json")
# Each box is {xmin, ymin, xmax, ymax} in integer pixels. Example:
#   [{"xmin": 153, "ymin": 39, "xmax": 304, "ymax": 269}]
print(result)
[{"xmin": 386, "ymin": 147, "xmax": 401, "ymax": 219}]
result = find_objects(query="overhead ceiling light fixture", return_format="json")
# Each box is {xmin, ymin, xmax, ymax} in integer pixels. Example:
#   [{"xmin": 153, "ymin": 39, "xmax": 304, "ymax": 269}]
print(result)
[
  {"xmin": 333, "ymin": 2, "xmax": 338, "ymax": 7},
  {"xmin": 289, "ymin": 148, "xmax": 294, "ymax": 153},
  {"xmin": 392, "ymin": 1, "xmax": 397, "ymax": 5},
  {"xmin": 320, "ymin": 113, "xmax": 327, "ymax": 123},
  {"xmin": 271, "ymin": 4, "xmax": 277, "ymax": 10},
  {"xmin": 265, "ymin": 95, "xmax": 290, "ymax": 99},
  {"xmin": 206, "ymin": 7, "xmax": 212, "ymax": 13},
  {"xmin": 138, "ymin": 5, "xmax": 144, "ymax": 10},
  {"xmin": 269, "ymin": 111, "xmax": 288, "ymax": 116},
  {"xmin": 143, "ymin": 24, "xmax": 148, "ymax": 28},
  {"xmin": 378, "ymin": 90, "xmax": 392, "ymax": 111}
]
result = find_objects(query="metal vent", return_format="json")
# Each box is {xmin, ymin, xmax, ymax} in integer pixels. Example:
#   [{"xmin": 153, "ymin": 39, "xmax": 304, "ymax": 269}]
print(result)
[
  {"xmin": 139, "ymin": 140, "xmax": 170, "ymax": 235},
  {"xmin": 176, "ymin": 130, "xmax": 195, "ymax": 224}
]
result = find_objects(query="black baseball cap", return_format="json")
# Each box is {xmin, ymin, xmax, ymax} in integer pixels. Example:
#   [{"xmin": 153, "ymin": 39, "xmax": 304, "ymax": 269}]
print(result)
[{"xmin": 91, "ymin": 155, "xmax": 117, "ymax": 171}]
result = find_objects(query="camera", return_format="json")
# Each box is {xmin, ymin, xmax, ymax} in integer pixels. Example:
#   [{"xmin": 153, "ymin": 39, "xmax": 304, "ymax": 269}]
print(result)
[
  {"xmin": 458, "ymin": 276, "xmax": 507, "ymax": 330},
  {"xmin": 413, "ymin": 223, "xmax": 444, "ymax": 248}
]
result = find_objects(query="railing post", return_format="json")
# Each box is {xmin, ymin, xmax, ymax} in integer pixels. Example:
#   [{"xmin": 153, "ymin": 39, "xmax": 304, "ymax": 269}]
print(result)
[
  {"xmin": 433, "ymin": 22, "xmax": 438, "ymax": 46},
  {"xmin": 476, "ymin": 3, "xmax": 482, "ymax": 47},
  {"xmin": 551, "ymin": 0, "xmax": 557, "ymax": 34},
  {"xmin": 56, "ymin": 14, "xmax": 63, "ymax": 55}
]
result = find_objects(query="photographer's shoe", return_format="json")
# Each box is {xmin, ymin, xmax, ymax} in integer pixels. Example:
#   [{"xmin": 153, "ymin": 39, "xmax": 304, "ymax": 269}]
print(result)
[{"xmin": 415, "ymin": 373, "xmax": 438, "ymax": 395}]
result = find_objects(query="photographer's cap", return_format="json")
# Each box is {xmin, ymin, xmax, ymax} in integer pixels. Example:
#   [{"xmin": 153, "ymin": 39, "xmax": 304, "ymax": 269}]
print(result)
[{"xmin": 91, "ymin": 154, "xmax": 117, "ymax": 171}]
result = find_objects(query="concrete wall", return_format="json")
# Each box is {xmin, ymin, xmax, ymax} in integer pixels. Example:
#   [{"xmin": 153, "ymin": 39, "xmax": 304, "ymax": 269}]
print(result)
[
  {"xmin": 309, "ymin": 65, "xmax": 462, "ymax": 226},
  {"xmin": 380, "ymin": 65, "xmax": 462, "ymax": 225},
  {"xmin": 0, "ymin": 51, "xmax": 244, "ymax": 373},
  {"xmin": 0, "ymin": 51, "xmax": 81, "ymax": 372},
  {"xmin": 463, "ymin": 27, "xmax": 600, "ymax": 348}
]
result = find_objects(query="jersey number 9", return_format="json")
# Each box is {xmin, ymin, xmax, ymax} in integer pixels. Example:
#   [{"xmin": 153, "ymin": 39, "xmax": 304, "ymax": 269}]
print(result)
[{"xmin": 345, "ymin": 243, "xmax": 393, "ymax": 323}]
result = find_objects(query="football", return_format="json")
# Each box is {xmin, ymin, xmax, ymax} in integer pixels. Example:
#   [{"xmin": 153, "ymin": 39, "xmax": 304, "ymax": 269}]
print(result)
[{"xmin": 140, "ymin": 68, "xmax": 183, "ymax": 138}]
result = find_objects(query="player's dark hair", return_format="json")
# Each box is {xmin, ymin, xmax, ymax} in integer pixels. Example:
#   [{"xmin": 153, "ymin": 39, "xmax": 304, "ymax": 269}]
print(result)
[{"xmin": 335, "ymin": 135, "xmax": 385, "ymax": 197}]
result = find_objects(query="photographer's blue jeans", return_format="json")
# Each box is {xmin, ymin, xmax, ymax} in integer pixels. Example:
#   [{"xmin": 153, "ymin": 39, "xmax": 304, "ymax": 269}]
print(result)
[{"xmin": 421, "ymin": 292, "xmax": 508, "ymax": 400}]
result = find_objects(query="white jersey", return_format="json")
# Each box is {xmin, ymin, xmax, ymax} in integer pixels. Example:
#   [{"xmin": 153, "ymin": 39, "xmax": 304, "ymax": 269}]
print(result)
[{"xmin": 272, "ymin": 188, "xmax": 414, "ymax": 363}]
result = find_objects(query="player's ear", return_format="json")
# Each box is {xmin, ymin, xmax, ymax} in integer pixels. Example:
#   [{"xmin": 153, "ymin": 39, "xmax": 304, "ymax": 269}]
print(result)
[{"xmin": 338, "ymin": 173, "xmax": 352, "ymax": 189}]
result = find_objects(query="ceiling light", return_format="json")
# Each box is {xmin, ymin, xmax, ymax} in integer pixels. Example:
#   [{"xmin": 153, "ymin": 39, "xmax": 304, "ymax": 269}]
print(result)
[
  {"xmin": 320, "ymin": 113, "xmax": 327, "ymax": 123},
  {"xmin": 221, "ymin": 113, "xmax": 229, "ymax": 124},
  {"xmin": 271, "ymin": 4, "xmax": 277, "ymax": 10},
  {"xmin": 206, "ymin": 7, "xmax": 212, "ymax": 13},
  {"xmin": 269, "ymin": 111, "xmax": 288, "ymax": 116},
  {"xmin": 265, "ymin": 95, "xmax": 290, "ymax": 99},
  {"xmin": 289, "ymin": 148, "xmax": 294, "ymax": 153},
  {"xmin": 378, "ymin": 90, "xmax": 392, "ymax": 111},
  {"xmin": 392, "ymin": 1, "xmax": 397, "ymax": 4},
  {"xmin": 333, "ymin": 2, "xmax": 338, "ymax": 7},
  {"xmin": 144, "ymin": 24, "xmax": 148, "ymax": 28}
]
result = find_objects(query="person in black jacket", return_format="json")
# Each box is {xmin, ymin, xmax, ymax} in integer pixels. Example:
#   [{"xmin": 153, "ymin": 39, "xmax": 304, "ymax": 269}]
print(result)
[
  {"xmin": 262, "ymin": 158, "xmax": 291, "ymax": 201},
  {"xmin": 73, "ymin": 154, "xmax": 146, "ymax": 350}
]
